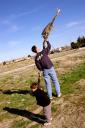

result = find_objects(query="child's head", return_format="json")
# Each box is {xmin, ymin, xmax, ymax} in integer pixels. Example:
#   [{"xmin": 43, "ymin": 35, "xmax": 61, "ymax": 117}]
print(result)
[{"xmin": 30, "ymin": 82, "xmax": 38, "ymax": 92}]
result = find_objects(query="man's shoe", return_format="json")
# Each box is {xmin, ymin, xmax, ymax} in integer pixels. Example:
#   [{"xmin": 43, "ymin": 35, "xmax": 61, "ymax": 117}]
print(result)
[
  {"xmin": 50, "ymin": 97, "xmax": 53, "ymax": 100},
  {"xmin": 57, "ymin": 93, "xmax": 61, "ymax": 97},
  {"xmin": 44, "ymin": 122, "xmax": 51, "ymax": 126}
]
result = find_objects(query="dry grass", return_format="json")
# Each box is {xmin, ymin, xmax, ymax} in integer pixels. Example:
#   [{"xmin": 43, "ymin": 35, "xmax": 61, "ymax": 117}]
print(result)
[{"xmin": 0, "ymin": 47, "xmax": 85, "ymax": 128}]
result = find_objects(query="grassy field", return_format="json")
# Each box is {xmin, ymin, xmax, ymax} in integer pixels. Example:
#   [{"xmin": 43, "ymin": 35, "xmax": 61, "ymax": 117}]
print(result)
[
  {"xmin": 0, "ymin": 48, "xmax": 85, "ymax": 128},
  {"xmin": 0, "ymin": 63, "xmax": 85, "ymax": 128}
]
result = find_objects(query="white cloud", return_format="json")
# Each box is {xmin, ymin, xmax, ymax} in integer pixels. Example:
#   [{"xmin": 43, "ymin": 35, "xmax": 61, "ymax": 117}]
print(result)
[
  {"xmin": 0, "ymin": 19, "xmax": 19, "ymax": 32},
  {"xmin": 8, "ymin": 41, "xmax": 20, "ymax": 47},
  {"xmin": 66, "ymin": 21, "xmax": 79, "ymax": 28},
  {"xmin": 10, "ymin": 25, "xmax": 19, "ymax": 32},
  {"xmin": 31, "ymin": 26, "xmax": 42, "ymax": 32},
  {"xmin": 1, "ymin": 19, "xmax": 10, "ymax": 25},
  {"xmin": 10, "ymin": 7, "xmax": 42, "ymax": 19}
]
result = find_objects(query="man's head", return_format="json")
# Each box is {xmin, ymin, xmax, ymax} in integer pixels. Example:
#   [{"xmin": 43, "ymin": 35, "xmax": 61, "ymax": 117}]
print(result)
[
  {"xmin": 31, "ymin": 45, "xmax": 37, "ymax": 53},
  {"xmin": 31, "ymin": 45, "xmax": 41, "ymax": 53}
]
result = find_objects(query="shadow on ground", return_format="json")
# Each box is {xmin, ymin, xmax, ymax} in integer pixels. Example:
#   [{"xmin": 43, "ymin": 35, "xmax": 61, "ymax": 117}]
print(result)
[
  {"xmin": 1, "ymin": 89, "xmax": 58, "ymax": 97},
  {"xmin": 3, "ymin": 107, "xmax": 46, "ymax": 124},
  {"xmin": 52, "ymin": 92, "xmax": 57, "ymax": 97},
  {"xmin": 1, "ymin": 89, "xmax": 32, "ymax": 95}
]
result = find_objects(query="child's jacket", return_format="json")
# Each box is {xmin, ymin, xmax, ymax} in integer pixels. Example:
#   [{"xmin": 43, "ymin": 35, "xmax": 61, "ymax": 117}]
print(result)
[{"xmin": 33, "ymin": 88, "xmax": 50, "ymax": 107}]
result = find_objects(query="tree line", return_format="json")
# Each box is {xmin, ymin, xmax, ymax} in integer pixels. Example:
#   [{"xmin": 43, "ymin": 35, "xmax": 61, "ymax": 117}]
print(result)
[{"xmin": 71, "ymin": 36, "xmax": 85, "ymax": 49}]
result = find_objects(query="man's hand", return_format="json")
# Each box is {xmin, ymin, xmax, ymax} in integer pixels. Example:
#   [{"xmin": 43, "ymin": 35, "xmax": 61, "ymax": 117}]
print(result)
[
  {"xmin": 38, "ymin": 72, "xmax": 42, "ymax": 77},
  {"xmin": 43, "ymin": 38, "xmax": 48, "ymax": 48}
]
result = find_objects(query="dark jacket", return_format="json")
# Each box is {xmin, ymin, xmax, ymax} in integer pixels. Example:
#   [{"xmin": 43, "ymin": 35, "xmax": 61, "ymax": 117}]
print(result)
[
  {"xmin": 35, "ymin": 41, "xmax": 53, "ymax": 71},
  {"xmin": 33, "ymin": 88, "xmax": 50, "ymax": 107}
]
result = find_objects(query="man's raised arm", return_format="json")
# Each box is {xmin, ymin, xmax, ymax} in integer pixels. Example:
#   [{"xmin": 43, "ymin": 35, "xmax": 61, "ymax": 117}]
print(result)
[{"xmin": 43, "ymin": 40, "xmax": 51, "ymax": 54}]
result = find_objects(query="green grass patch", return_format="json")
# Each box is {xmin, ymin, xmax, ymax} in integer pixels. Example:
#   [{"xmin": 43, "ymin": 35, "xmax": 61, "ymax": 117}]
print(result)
[
  {"xmin": 31, "ymin": 124, "xmax": 42, "ymax": 128},
  {"xmin": 11, "ymin": 120, "xmax": 30, "ymax": 128},
  {"xmin": 59, "ymin": 62, "xmax": 85, "ymax": 94},
  {"xmin": 52, "ymin": 105, "xmax": 57, "ymax": 113}
]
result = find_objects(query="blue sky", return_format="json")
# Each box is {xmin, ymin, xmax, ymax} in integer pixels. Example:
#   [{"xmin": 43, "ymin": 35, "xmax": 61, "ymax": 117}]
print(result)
[{"xmin": 0, "ymin": 0, "xmax": 85, "ymax": 62}]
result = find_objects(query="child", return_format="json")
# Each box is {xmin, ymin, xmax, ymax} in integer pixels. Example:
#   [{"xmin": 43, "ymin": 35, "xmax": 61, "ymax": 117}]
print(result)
[{"xmin": 30, "ymin": 82, "xmax": 52, "ymax": 126}]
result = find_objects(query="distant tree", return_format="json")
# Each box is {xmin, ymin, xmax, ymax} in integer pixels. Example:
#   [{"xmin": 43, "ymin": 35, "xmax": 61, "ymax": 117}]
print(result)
[
  {"xmin": 12, "ymin": 59, "xmax": 15, "ymax": 62},
  {"xmin": 50, "ymin": 50, "xmax": 55, "ymax": 54},
  {"xmin": 28, "ymin": 55, "xmax": 31, "ymax": 57},
  {"xmin": 3, "ymin": 61, "xmax": 6, "ymax": 65},
  {"xmin": 77, "ymin": 36, "xmax": 85, "ymax": 48},
  {"xmin": 77, "ymin": 36, "xmax": 82, "ymax": 47},
  {"xmin": 71, "ymin": 42, "xmax": 78, "ymax": 49},
  {"xmin": 71, "ymin": 36, "xmax": 85, "ymax": 49}
]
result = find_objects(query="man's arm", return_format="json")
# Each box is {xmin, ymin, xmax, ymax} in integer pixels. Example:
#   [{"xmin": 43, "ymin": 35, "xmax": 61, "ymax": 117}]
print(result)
[
  {"xmin": 43, "ymin": 40, "xmax": 51, "ymax": 54},
  {"xmin": 35, "ymin": 59, "xmax": 43, "ymax": 71}
]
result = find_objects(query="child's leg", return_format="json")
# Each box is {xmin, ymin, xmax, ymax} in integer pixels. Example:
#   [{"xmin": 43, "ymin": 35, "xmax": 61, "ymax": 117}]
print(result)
[{"xmin": 43, "ymin": 103, "xmax": 51, "ymax": 122}]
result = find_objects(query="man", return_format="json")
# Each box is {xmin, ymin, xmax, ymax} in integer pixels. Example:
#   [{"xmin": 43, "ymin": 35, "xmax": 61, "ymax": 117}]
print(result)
[{"xmin": 31, "ymin": 40, "xmax": 61, "ymax": 99}]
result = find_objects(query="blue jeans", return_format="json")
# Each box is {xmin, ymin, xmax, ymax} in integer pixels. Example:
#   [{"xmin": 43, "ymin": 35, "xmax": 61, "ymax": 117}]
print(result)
[{"xmin": 43, "ymin": 66, "xmax": 60, "ymax": 98}]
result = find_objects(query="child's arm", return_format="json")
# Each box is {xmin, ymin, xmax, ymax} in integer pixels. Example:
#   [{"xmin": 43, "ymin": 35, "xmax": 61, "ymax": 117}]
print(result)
[{"xmin": 37, "ymin": 72, "xmax": 42, "ymax": 89}]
